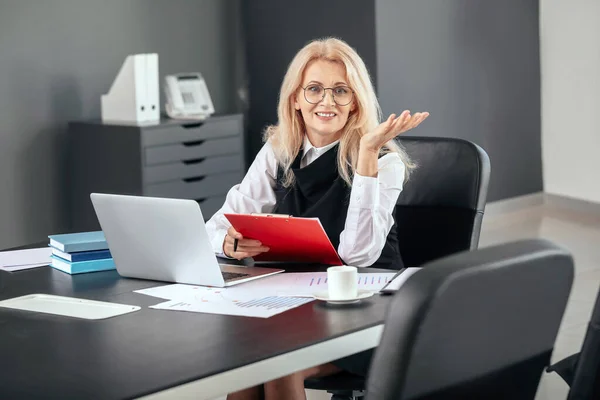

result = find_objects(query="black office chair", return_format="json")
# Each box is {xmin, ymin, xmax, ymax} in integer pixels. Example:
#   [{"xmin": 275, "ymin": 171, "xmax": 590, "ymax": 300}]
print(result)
[
  {"xmin": 305, "ymin": 137, "xmax": 491, "ymax": 399},
  {"xmin": 547, "ymin": 285, "xmax": 600, "ymax": 400},
  {"xmin": 394, "ymin": 136, "xmax": 490, "ymax": 267},
  {"xmin": 366, "ymin": 238, "xmax": 573, "ymax": 400}
]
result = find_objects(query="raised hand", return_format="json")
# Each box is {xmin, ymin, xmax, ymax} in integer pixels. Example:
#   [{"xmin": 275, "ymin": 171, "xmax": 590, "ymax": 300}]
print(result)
[{"xmin": 360, "ymin": 110, "xmax": 430, "ymax": 152}]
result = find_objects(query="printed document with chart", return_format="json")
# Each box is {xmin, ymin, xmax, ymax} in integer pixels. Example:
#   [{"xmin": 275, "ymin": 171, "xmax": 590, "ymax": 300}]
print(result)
[
  {"xmin": 134, "ymin": 271, "xmax": 406, "ymax": 318},
  {"xmin": 137, "ymin": 284, "xmax": 314, "ymax": 318}
]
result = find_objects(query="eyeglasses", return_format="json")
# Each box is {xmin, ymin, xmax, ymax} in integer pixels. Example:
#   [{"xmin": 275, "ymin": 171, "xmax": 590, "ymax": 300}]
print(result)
[{"xmin": 301, "ymin": 83, "xmax": 354, "ymax": 106}]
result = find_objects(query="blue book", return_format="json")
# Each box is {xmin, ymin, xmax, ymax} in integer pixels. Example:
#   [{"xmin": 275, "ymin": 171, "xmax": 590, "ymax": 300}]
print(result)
[
  {"xmin": 50, "ymin": 256, "xmax": 116, "ymax": 275},
  {"xmin": 48, "ymin": 231, "xmax": 108, "ymax": 253},
  {"xmin": 50, "ymin": 247, "xmax": 112, "ymax": 262}
]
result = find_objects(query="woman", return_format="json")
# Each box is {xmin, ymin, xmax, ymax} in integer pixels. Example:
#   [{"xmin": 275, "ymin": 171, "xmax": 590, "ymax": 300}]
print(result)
[{"xmin": 205, "ymin": 37, "xmax": 429, "ymax": 399}]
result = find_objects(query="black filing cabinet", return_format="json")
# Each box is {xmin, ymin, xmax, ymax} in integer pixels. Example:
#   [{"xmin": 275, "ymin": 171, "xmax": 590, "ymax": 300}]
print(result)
[{"xmin": 68, "ymin": 114, "xmax": 245, "ymax": 231}]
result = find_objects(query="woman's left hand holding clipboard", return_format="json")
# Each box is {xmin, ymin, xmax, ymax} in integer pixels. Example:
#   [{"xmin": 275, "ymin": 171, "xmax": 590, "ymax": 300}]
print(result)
[{"xmin": 223, "ymin": 226, "xmax": 270, "ymax": 260}]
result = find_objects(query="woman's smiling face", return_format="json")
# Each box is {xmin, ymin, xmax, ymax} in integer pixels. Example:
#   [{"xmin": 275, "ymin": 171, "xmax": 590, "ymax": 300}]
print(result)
[{"xmin": 295, "ymin": 59, "xmax": 355, "ymax": 146}]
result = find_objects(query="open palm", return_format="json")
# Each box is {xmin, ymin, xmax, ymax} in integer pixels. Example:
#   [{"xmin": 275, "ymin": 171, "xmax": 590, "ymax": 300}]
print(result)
[{"xmin": 361, "ymin": 110, "xmax": 430, "ymax": 151}]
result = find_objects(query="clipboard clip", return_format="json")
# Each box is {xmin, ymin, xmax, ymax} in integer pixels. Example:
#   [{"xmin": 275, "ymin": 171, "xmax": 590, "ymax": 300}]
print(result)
[{"xmin": 251, "ymin": 213, "xmax": 293, "ymax": 218}]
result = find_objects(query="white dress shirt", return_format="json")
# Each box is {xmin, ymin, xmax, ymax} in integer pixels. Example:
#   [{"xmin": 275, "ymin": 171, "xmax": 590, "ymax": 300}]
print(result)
[{"xmin": 204, "ymin": 136, "xmax": 405, "ymax": 267}]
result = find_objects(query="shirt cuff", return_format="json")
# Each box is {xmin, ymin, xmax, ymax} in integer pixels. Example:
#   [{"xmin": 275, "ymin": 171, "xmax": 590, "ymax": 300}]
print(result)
[
  {"xmin": 211, "ymin": 228, "xmax": 229, "ymax": 255},
  {"xmin": 216, "ymin": 252, "xmax": 235, "ymax": 260},
  {"xmin": 350, "ymin": 174, "xmax": 379, "ymax": 209}
]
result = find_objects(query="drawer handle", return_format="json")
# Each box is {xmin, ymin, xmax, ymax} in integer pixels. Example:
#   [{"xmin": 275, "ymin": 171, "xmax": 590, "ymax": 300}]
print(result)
[
  {"xmin": 183, "ymin": 176, "xmax": 206, "ymax": 183},
  {"xmin": 182, "ymin": 139, "xmax": 205, "ymax": 147},
  {"xmin": 183, "ymin": 158, "xmax": 206, "ymax": 165},
  {"xmin": 182, "ymin": 122, "xmax": 204, "ymax": 129}
]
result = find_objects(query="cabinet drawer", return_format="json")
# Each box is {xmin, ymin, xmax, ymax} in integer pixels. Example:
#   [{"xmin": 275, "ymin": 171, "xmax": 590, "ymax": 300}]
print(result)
[
  {"xmin": 144, "ymin": 171, "xmax": 241, "ymax": 199},
  {"xmin": 197, "ymin": 196, "xmax": 226, "ymax": 220},
  {"xmin": 144, "ymin": 137, "xmax": 241, "ymax": 166},
  {"xmin": 141, "ymin": 117, "xmax": 241, "ymax": 147},
  {"xmin": 143, "ymin": 154, "xmax": 242, "ymax": 184}
]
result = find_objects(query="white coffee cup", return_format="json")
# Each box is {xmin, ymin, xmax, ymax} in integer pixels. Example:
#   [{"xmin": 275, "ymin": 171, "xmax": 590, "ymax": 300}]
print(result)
[{"xmin": 327, "ymin": 266, "xmax": 358, "ymax": 300}]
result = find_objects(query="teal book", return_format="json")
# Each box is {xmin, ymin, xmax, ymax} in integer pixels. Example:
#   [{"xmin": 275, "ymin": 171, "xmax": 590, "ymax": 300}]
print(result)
[
  {"xmin": 48, "ymin": 231, "xmax": 108, "ymax": 253},
  {"xmin": 50, "ymin": 256, "xmax": 116, "ymax": 275},
  {"xmin": 51, "ymin": 247, "xmax": 112, "ymax": 262}
]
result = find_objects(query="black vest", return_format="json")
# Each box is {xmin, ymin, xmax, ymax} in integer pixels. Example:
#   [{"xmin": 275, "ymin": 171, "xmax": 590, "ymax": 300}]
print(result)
[{"xmin": 273, "ymin": 144, "xmax": 403, "ymax": 269}]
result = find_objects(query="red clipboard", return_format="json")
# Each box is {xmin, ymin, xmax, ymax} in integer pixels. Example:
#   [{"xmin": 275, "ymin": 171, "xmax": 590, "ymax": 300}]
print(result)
[{"xmin": 224, "ymin": 214, "xmax": 343, "ymax": 265}]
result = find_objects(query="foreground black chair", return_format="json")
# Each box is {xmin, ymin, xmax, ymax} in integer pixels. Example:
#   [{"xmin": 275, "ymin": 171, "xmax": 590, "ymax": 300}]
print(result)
[
  {"xmin": 547, "ymin": 285, "xmax": 600, "ymax": 400},
  {"xmin": 366, "ymin": 239, "xmax": 573, "ymax": 400},
  {"xmin": 305, "ymin": 137, "xmax": 491, "ymax": 399}
]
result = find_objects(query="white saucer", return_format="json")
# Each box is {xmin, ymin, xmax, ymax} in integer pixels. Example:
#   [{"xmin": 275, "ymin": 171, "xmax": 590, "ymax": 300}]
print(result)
[{"xmin": 313, "ymin": 290, "xmax": 375, "ymax": 304}]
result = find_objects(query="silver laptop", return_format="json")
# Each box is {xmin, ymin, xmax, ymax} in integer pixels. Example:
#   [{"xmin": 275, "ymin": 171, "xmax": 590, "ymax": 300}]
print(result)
[{"xmin": 90, "ymin": 193, "xmax": 283, "ymax": 287}]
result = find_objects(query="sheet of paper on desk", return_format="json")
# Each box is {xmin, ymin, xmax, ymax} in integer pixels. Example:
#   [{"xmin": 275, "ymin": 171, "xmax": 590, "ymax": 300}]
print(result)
[
  {"xmin": 3, "ymin": 263, "xmax": 50, "ymax": 272},
  {"xmin": 0, "ymin": 247, "xmax": 51, "ymax": 270},
  {"xmin": 381, "ymin": 268, "xmax": 421, "ymax": 292},
  {"xmin": 135, "ymin": 272, "xmax": 398, "ymax": 302},
  {"xmin": 138, "ymin": 285, "xmax": 314, "ymax": 318},
  {"xmin": 135, "ymin": 284, "xmax": 214, "ymax": 301},
  {"xmin": 135, "ymin": 272, "xmax": 401, "ymax": 318},
  {"xmin": 150, "ymin": 295, "xmax": 314, "ymax": 318},
  {"xmin": 231, "ymin": 272, "xmax": 399, "ymax": 298}
]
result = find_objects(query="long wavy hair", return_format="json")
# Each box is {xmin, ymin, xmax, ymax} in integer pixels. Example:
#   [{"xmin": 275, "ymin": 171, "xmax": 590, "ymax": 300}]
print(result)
[{"xmin": 264, "ymin": 37, "xmax": 414, "ymax": 187}]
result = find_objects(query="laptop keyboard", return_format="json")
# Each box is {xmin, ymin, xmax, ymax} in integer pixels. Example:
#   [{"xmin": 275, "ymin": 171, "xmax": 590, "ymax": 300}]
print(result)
[{"xmin": 222, "ymin": 271, "xmax": 250, "ymax": 281}]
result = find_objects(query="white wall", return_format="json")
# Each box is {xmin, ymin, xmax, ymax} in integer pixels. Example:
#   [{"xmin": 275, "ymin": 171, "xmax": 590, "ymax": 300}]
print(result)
[{"xmin": 540, "ymin": 0, "xmax": 600, "ymax": 203}]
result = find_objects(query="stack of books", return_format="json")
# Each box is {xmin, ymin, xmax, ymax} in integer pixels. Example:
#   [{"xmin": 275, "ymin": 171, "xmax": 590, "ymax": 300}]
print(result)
[{"xmin": 48, "ymin": 231, "xmax": 115, "ymax": 274}]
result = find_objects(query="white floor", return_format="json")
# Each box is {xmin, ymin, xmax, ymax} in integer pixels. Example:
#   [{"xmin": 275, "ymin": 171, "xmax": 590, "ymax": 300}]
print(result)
[{"xmin": 213, "ymin": 201, "xmax": 600, "ymax": 400}]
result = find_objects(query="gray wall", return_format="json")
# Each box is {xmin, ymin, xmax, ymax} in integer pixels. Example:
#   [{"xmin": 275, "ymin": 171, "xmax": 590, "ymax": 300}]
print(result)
[
  {"xmin": 0, "ymin": 0, "xmax": 242, "ymax": 249},
  {"xmin": 0, "ymin": 0, "xmax": 544, "ymax": 248},
  {"xmin": 376, "ymin": 0, "xmax": 542, "ymax": 202}
]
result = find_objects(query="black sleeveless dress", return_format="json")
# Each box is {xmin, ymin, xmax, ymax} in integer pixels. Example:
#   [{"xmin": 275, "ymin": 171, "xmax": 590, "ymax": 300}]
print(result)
[
  {"xmin": 272, "ymin": 143, "xmax": 403, "ymax": 375},
  {"xmin": 272, "ymin": 143, "xmax": 403, "ymax": 269}
]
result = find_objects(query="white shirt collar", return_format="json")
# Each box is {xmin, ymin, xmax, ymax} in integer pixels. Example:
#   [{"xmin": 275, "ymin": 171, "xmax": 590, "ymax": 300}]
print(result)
[{"xmin": 302, "ymin": 135, "xmax": 340, "ymax": 158}]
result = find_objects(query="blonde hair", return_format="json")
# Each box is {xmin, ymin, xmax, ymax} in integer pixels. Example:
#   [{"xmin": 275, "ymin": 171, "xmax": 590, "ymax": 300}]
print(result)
[{"xmin": 264, "ymin": 37, "xmax": 414, "ymax": 187}]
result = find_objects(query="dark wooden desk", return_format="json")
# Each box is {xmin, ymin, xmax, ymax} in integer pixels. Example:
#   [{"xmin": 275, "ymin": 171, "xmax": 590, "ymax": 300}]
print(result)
[{"xmin": 0, "ymin": 249, "xmax": 393, "ymax": 399}]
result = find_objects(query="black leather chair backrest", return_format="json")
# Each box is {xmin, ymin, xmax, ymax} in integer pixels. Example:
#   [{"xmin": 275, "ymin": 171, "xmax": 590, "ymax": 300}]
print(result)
[
  {"xmin": 395, "ymin": 137, "xmax": 490, "ymax": 267},
  {"xmin": 366, "ymin": 239, "xmax": 574, "ymax": 400},
  {"xmin": 569, "ymin": 285, "xmax": 600, "ymax": 400},
  {"xmin": 569, "ymin": 284, "xmax": 600, "ymax": 400},
  {"xmin": 549, "ymin": 285, "xmax": 600, "ymax": 400}
]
